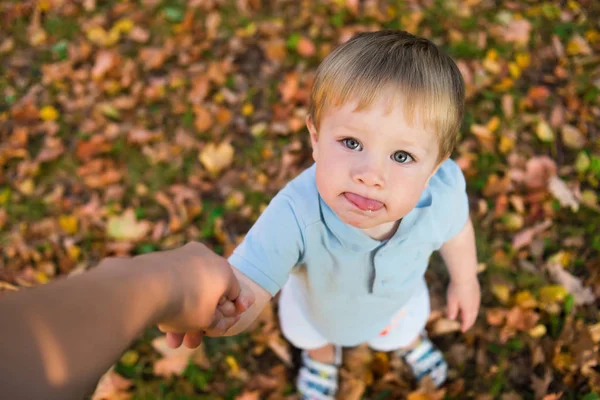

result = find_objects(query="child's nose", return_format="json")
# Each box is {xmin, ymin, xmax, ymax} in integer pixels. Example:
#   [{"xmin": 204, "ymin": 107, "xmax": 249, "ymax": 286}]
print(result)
[{"xmin": 353, "ymin": 159, "xmax": 385, "ymax": 188}]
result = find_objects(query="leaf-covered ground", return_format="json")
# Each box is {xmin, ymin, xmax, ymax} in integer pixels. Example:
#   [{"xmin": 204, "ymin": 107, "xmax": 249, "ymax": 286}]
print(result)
[{"xmin": 1, "ymin": 0, "xmax": 600, "ymax": 399}]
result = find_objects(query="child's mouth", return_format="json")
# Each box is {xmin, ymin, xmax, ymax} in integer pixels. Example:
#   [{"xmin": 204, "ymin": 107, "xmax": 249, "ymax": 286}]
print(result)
[{"xmin": 343, "ymin": 192, "xmax": 384, "ymax": 212}]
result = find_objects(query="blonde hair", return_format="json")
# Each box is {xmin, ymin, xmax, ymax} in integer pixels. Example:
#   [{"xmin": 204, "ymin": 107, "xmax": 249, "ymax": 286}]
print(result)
[{"xmin": 308, "ymin": 30, "xmax": 465, "ymax": 162}]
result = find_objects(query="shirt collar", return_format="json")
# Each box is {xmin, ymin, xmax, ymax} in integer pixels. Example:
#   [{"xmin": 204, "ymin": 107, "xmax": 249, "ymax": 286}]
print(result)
[{"xmin": 319, "ymin": 185, "xmax": 434, "ymax": 252}]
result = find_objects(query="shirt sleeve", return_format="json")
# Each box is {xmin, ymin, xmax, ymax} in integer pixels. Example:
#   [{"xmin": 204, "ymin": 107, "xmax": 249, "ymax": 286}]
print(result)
[
  {"xmin": 436, "ymin": 159, "xmax": 470, "ymax": 243},
  {"xmin": 228, "ymin": 193, "xmax": 305, "ymax": 296}
]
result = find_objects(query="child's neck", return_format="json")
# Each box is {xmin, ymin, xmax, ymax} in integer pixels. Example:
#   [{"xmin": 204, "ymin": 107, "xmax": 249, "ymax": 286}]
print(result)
[{"xmin": 361, "ymin": 219, "xmax": 401, "ymax": 241}]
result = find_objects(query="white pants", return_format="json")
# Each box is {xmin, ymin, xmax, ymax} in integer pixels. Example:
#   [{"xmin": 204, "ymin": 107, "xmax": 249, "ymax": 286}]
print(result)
[{"xmin": 278, "ymin": 277, "xmax": 430, "ymax": 352}]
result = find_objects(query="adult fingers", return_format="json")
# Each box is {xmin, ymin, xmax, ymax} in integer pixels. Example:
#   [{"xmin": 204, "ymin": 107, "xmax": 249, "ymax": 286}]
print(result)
[
  {"xmin": 183, "ymin": 331, "xmax": 203, "ymax": 349},
  {"xmin": 166, "ymin": 332, "xmax": 185, "ymax": 348}
]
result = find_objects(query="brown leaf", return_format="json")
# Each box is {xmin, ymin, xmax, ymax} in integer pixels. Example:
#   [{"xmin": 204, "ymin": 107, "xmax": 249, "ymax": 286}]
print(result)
[
  {"xmin": 431, "ymin": 318, "xmax": 462, "ymax": 336},
  {"xmin": 92, "ymin": 367, "xmax": 133, "ymax": 400},
  {"xmin": 139, "ymin": 47, "xmax": 168, "ymax": 70},
  {"xmin": 235, "ymin": 391, "xmax": 260, "ymax": 400},
  {"xmin": 152, "ymin": 336, "xmax": 198, "ymax": 377},
  {"xmin": 92, "ymin": 50, "xmax": 120, "ymax": 81},
  {"xmin": 506, "ymin": 307, "xmax": 539, "ymax": 331},
  {"xmin": 76, "ymin": 136, "xmax": 111, "ymax": 161},
  {"xmin": 524, "ymin": 156, "xmax": 557, "ymax": 190},
  {"xmin": 512, "ymin": 219, "xmax": 552, "ymax": 250},
  {"xmin": 279, "ymin": 72, "xmax": 299, "ymax": 103},
  {"xmin": 194, "ymin": 105, "xmax": 213, "ymax": 132},
  {"xmin": 502, "ymin": 19, "xmax": 531, "ymax": 46},
  {"xmin": 127, "ymin": 127, "xmax": 159, "ymax": 145},
  {"xmin": 546, "ymin": 262, "xmax": 595, "ymax": 305},
  {"xmin": 128, "ymin": 26, "xmax": 150, "ymax": 43},
  {"xmin": 36, "ymin": 137, "xmax": 64, "ymax": 163},
  {"xmin": 297, "ymin": 37, "xmax": 316, "ymax": 56}
]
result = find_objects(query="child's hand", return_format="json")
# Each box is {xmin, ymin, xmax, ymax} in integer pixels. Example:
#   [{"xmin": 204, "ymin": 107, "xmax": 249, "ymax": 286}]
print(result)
[{"xmin": 446, "ymin": 277, "xmax": 480, "ymax": 332}]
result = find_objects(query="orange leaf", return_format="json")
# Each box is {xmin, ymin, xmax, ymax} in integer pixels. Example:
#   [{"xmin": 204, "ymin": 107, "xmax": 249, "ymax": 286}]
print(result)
[{"xmin": 194, "ymin": 105, "xmax": 213, "ymax": 132}]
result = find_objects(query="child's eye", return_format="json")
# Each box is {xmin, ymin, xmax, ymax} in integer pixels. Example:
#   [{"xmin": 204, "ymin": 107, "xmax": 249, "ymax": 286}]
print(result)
[
  {"xmin": 391, "ymin": 151, "xmax": 413, "ymax": 163},
  {"xmin": 341, "ymin": 138, "xmax": 362, "ymax": 151}
]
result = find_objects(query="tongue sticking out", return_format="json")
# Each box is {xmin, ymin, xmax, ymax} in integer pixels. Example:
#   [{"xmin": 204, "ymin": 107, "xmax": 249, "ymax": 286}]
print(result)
[{"xmin": 344, "ymin": 192, "xmax": 384, "ymax": 212}]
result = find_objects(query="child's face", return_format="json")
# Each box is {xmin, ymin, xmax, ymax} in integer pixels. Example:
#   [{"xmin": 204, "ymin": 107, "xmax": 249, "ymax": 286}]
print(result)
[{"xmin": 308, "ymin": 94, "xmax": 444, "ymax": 232}]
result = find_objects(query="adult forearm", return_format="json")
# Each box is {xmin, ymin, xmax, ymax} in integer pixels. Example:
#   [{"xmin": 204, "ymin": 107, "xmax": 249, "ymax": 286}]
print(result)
[
  {"xmin": 439, "ymin": 218, "xmax": 478, "ymax": 283},
  {"xmin": 0, "ymin": 257, "xmax": 171, "ymax": 400}
]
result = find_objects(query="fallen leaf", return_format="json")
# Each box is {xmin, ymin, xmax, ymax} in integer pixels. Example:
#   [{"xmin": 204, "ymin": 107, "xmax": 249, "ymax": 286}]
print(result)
[
  {"xmin": 512, "ymin": 219, "xmax": 552, "ymax": 250},
  {"xmin": 561, "ymin": 125, "xmax": 586, "ymax": 149},
  {"xmin": 547, "ymin": 262, "xmax": 595, "ymax": 305},
  {"xmin": 92, "ymin": 367, "xmax": 133, "ymax": 400},
  {"xmin": 92, "ymin": 50, "xmax": 120, "ymax": 81},
  {"xmin": 152, "ymin": 336, "xmax": 198, "ymax": 377},
  {"xmin": 506, "ymin": 307, "xmax": 539, "ymax": 331},
  {"xmin": 106, "ymin": 209, "xmax": 150, "ymax": 241},
  {"xmin": 524, "ymin": 156, "xmax": 557, "ymax": 190},
  {"xmin": 199, "ymin": 141, "xmax": 234, "ymax": 175},
  {"xmin": 548, "ymin": 176, "xmax": 579, "ymax": 212},
  {"xmin": 297, "ymin": 37, "xmax": 316, "ymax": 56},
  {"xmin": 536, "ymin": 120, "xmax": 554, "ymax": 142},
  {"xmin": 431, "ymin": 318, "xmax": 461, "ymax": 336},
  {"xmin": 502, "ymin": 19, "xmax": 532, "ymax": 46},
  {"xmin": 567, "ymin": 34, "xmax": 592, "ymax": 55},
  {"xmin": 193, "ymin": 105, "xmax": 213, "ymax": 132},
  {"xmin": 39, "ymin": 105, "xmax": 59, "ymax": 121}
]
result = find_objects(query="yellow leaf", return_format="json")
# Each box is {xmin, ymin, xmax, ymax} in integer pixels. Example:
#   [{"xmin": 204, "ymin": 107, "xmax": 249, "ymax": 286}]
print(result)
[
  {"xmin": 539, "ymin": 285, "xmax": 568, "ymax": 305},
  {"xmin": 499, "ymin": 135, "xmax": 514, "ymax": 153},
  {"xmin": 40, "ymin": 105, "xmax": 59, "ymax": 121},
  {"xmin": 241, "ymin": 102, "xmax": 254, "ymax": 116},
  {"xmin": 536, "ymin": 120, "xmax": 554, "ymax": 142},
  {"xmin": 59, "ymin": 215, "xmax": 79, "ymax": 234},
  {"xmin": 503, "ymin": 212, "xmax": 524, "ymax": 231},
  {"xmin": 528, "ymin": 324, "xmax": 547, "ymax": 338},
  {"xmin": 107, "ymin": 209, "xmax": 150, "ymax": 241},
  {"xmin": 66, "ymin": 245, "xmax": 81, "ymax": 261},
  {"xmin": 199, "ymin": 142, "xmax": 234, "ymax": 175},
  {"xmin": 36, "ymin": 271, "xmax": 49, "ymax": 284},
  {"xmin": 515, "ymin": 52, "xmax": 531, "ymax": 68},
  {"xmin": 112, "ymin": 18, "xmax": 134, "ymax": 34},
  {"xmin": 567, "ymin": 34, "xmax": 592, "ymax": 56},
  {"xmin": 120, "ymin": 350, "xmax": 139, "ymax": 366},
  {"xmin": 514, "ymin": 290, "xmax": 537, "ymax": 308},
  {"xmin": 486, "ymin": 116, "xmax": 501, "ymax": 132},
  {"xmin": 18, "ymin": 179, "xmax": 35, "ymax": 195},
  {"xmin": 548, "ymin": 250, "xmax": 572, "ymax": 267},
  {"xmin": 38, "ymin": 0, "xmax": 51, "ymax": 11},
  {"xmin": 492, "ymin": 283, "xmax": 511, "ymax": 304},
  {"xmin": 508, "ymin": 62, "xmax": 521, "ymax": 78},
  {"xmin": 581, "ymin": 190, "xmax": 598, "ymax": 209},
  {"xmin": 225, "ymin": 355, "xmax": 239, "ymax": 375},
  {"xmin": 493, "ymin": 77, "xmax": 514, "ymax": 92},
  {"xmin": 86, "ymin": 26, "xmax": 108, "ymax": 45},
  {"xmin": 585, "ymin": 29, "xmax": 600, "ymax": 44}
]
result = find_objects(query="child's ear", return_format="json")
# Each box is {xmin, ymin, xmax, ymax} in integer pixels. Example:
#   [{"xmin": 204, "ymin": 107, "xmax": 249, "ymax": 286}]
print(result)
[
  {"xmin": 425, "ymin": 155, "xmax": 449, "ymax": 187},
  {"xmin": 306, "ymin": 115, "xmax": 319, "ymax": 161}
]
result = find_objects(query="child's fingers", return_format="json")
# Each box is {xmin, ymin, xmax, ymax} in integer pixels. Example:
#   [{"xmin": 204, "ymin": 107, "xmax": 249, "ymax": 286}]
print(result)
[
  {"xmin": 217, "ymin": 300, "xmax": 237, "ymax": 317},
  {"xmin": 461, "ymin": 309, "xmax": 477, "ymax": 332},
  {"xmin": 446, "ymin": 297, "xmax": 458, "ymax": 320},
  {"xmin": 234, "ymin": 283, "xmax": 255, "ymax": 313}
]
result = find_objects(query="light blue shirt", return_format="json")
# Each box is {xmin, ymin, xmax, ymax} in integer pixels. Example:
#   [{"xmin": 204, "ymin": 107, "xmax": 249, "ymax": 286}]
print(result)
[{"xmin": 228, "ymin": 159, "xmax": 469, "ymax": 346}]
